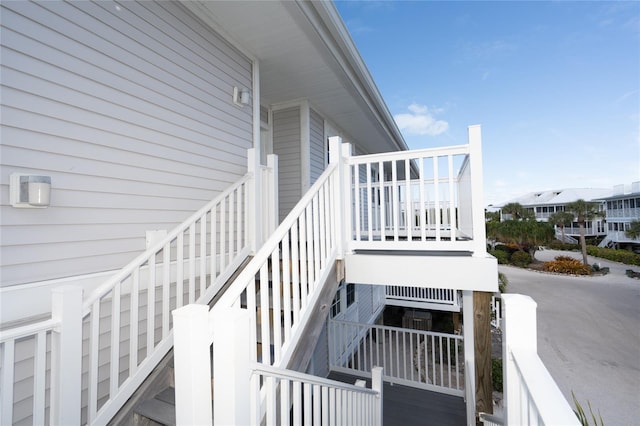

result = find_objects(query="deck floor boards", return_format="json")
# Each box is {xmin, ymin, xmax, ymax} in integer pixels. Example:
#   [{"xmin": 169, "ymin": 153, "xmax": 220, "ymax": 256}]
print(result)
[{"xmin": 328, "ymin": 371, "xmax": 466, "ymax": 426}]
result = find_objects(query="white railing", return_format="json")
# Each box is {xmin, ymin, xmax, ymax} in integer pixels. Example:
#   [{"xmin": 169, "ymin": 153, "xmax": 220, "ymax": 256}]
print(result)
[
  {"xmin": 346, "ymin": 125, "xmax": 486, "ymax": 254},
  {"xmin": 0, "ymin": 169, "xmax": 262, "ymax": 425},
  {"xmin": 385, "ymin": 286, "xmax": 460, "ymax": 310},
  {"xmin": 502, "ymin": 294, "xmax": 579, "ymax": 425},
  {"xmin": 213, "ymin": 161, "xmax": 341, "ymax": 368},
  {"xmin": 252, "ymin": 363, "xmax": 383, "ymax": 426},
  {"xmin": 328, "ymin": 320, "xmax": 464, "ymax": 396}
]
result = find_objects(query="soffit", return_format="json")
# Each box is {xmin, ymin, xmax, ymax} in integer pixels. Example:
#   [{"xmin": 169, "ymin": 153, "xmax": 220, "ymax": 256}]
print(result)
[{"xmin": 181, "ymin": 0, "xmax": 406, "ymax": 154}]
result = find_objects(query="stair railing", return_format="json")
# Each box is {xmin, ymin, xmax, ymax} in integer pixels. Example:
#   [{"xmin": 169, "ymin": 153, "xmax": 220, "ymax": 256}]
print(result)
[
  {"xmin": 83, "ymin": 172, "xmax": 255, "ymax": 424},
  {"xmin": 214, "ymin": 160, "xmax": 342, "ymax": 368}
]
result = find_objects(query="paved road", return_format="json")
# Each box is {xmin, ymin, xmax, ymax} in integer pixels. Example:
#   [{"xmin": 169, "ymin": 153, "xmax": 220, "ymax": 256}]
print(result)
[{"xmin": 500, "ymin": 249, "xmax": 640, "ymax": 425}]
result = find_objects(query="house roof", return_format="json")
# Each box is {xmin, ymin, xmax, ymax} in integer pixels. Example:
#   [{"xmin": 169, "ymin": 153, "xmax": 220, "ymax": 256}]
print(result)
[
  {"xmin": 182, "ymin": 1, "xmax": 408, "ymax": 155},
  {"xmin": 496, "ymin": 188, "xmax": 613, "ymax": 208}
]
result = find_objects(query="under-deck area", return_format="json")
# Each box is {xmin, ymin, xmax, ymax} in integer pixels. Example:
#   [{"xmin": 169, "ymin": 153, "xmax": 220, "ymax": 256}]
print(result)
[{"xmin": 328, "ymin": 371, "xmax": 466, "ymax": 426}]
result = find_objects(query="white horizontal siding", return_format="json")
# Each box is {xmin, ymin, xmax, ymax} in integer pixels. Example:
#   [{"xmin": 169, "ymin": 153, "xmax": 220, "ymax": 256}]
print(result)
[
  {"xmin": 309, "ymin": 108, "xmax": 325, "ymax": 185},
  {"xmin": 273, "ymin": 107, "xmax": 301, "ymax": 223},
  {"xmin": 0, "ymin": 0, "xmax": 253, "ymax": 286}
]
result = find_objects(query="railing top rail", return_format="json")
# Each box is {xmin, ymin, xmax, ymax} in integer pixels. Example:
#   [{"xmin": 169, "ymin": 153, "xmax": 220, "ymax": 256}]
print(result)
[
  {"xmin": 330, "ymin": 319, "xmax": 463, "ymax": 340},
  {"xmin": 251, "ymin": 362, "xmax": 379, "ymax": 395},
  {"xmin": 83, "ymin": 173, "xmax": 253, "ymax": 309},
  {"xmin": 216, "ymin": 163, "xmax": 339, "ymax": 308},
  {"xmin": 347, "ymin": 144, "xmax": 470, "ymax": 164},
  {"xmin": 0, "ymin": 318, "xmax": 59, "ymax": 342},
  {"xmin": 510, "ymin": 347, "xmax": 580, "ymax": 425}
]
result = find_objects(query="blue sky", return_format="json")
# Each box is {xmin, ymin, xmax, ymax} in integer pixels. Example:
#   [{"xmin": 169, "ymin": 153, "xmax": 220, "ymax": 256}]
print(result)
[{"xmin": 335, "ymin": 1, "xmax": 640, "ymax": 206}]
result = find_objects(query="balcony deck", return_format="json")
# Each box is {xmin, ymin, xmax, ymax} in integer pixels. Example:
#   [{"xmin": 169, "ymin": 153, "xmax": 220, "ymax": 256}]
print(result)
[{"xmin": 328, "ymin": 371, "xmax": 466, "ymax": 426}]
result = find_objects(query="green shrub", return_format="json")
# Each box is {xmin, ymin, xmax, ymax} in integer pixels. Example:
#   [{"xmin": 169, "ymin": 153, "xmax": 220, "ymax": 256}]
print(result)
[
  {"xmin": 544, "ymin": 257, "xmax": 591, "ymax": 275},
  {"xmin": 489, "ymin": 249, "xmax": 510, "ymax": 265},
  {"xmin": 492, "ymin": 358, "xmax": 503, "ymax": 392},
  {"xmin": 494, "ymin": 244, "xmax": 517, "ymax": 255},
  {"xmin": 586, "ymin": 246, "xmax": 640, "ymax": 266},
  {"xmin": 548, "ymin": 240, "xmax": 579, "ymax": 251},
  {"xmin": 510, "ymin": 251, "xmax": 532, "ymax": 267}
]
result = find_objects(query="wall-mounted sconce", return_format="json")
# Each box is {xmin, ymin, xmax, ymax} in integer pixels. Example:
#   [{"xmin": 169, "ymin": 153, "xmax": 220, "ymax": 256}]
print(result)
[
  {"xmin": 233, "ymin": 86, "xmax": 251, "ymax": 106},
  {"xmin": 10, "ymin": 173, "xmax": 51, "ymax": 208}
]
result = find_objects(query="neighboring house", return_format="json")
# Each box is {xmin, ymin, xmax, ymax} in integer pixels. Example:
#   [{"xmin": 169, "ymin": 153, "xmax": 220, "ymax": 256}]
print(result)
[
  {"xmin": 496, "ymin": 188, "xmax": 610, "ymax": 242},
  {"xmin": 0, "ymin": 2, "xmax": 579, "ymax": 425},
  {"xmin": 597, "ymin": 182, "xmax": 640, "ymax": 250}
]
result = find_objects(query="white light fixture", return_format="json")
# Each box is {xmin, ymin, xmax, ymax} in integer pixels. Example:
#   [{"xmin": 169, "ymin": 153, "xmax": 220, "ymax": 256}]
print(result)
[
  {"xmin": 10, "ymin": 173, "xmax": 52, "ymax": 208},
  {"xmin": 233, "ymin": 86, "xmax": 251, "ymax": 106}
]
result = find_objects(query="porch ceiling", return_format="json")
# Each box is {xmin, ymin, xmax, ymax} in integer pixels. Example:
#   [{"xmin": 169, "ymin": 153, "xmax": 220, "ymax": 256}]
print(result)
[{"xmin": 181, "ymin": 0, "xmax": 408, "ymax": 155}]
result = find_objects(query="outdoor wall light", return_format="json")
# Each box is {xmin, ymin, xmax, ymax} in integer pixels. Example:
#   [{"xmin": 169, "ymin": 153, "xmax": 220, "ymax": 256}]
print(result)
[
  {"xmin": 233, "ymin": 86, "xmax": 251, "ymax": 106},
  {"xmin": 10, "ymin": 173, "xmax": 52, "ymax": 208}
]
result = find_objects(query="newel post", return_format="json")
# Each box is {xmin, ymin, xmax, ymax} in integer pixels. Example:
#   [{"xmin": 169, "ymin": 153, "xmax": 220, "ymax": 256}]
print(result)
[
  {"xmin": 501, "ymin": 294, "xmax": 537, "ymax": 426},
  {"xmin": 248, "ymin": 148, "xmax": 263, "ymax": 253},
  {"xmin": 212, "ymin": 307, "xmax": 251, "ymax": 425},
  {"xmin": 50, "ymin": 285, "xmax": 83, "ymax": 425},
  {"xmin": 371, "ymin": 366, "xmax": 384, "ymax": 426},
  {"xmin": 173, "ymin": 304, "xmax": 213, "ymax": 426},
  {"xmin": 467, "ymin": 125, "xmax": 487, "ymax": 256},
  {"xmin": 266, "ymin": 153, "xmax": 279, "ymax": 238},
  {"xmin": 329, "ymin": 136, "xmax": 346, "ymax": 258}
]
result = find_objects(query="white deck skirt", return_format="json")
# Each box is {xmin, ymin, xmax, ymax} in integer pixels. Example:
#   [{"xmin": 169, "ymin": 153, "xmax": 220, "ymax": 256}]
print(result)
[{"xmin": 345, "ymin": 253, "xmax": 498, "ymax": 292}]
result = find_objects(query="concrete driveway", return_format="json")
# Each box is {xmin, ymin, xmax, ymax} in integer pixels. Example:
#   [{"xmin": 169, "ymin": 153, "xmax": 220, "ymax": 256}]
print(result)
[{"xmin": 500, "ymin": 249, "xmax": 640, "ymax": 425}]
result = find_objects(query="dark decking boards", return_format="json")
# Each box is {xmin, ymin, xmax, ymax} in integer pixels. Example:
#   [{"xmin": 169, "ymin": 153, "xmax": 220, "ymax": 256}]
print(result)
[{"xmin": 328, "ymin": 371, "xmax": 466, "ymax": 426}]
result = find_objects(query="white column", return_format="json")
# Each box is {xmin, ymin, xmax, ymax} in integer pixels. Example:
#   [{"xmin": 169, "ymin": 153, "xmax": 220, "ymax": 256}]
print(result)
[
  {"xmin": 468, "ymin": 125, "xmax": 487, "ymax": 256},
  {"xmin": 267, "ymin": 153, "xmax": 279, "ymax": 238},
  {"xmin": 329, "ymin": 136, "xmax": 344, "ymax": 258},
  {"xmin": 212, "ymin": 307, "xmax": 252, "ymax": 425},
  {"xmin": 173, "ymin": 304, "xmax": 213, "ymax": 426},
  {"xmin": 341, "ymin": 142, "xmax": 353, "ymax": 255},
  {"xmin": 502, "ymin": 294, "xmax": 537, "ymax": 426},
  {"xmin": 247, "ymin": 148, "xmax": 263, "ymax": 253},
  {"xmin": 462, "ymin": 290, "xmax": 476, "ymax": 426},
  {"xmin": 50, "ymin": 285, "xmax": 83, "ymax": 425}
]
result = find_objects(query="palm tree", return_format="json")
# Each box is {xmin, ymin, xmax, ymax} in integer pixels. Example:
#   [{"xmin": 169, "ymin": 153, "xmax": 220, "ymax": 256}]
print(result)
[
  {"xmin": 565, "ymin": 199, "xmax": 602, "ymax": 265},
  {"xmin": 501, "ymin": 202, "xmax": 534, "ymax": 221},
  {"xmin": 625, "ymin": 220, "xmax": 640, "ymax": 240},
  {"xmin": 548, "ymin": 211, "xmax": 574, "ymax": 243}
]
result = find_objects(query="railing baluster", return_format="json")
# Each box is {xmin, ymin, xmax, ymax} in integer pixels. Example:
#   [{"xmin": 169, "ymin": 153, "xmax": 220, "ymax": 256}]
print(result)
[
  {"xmin": 220, "ymin": 197, "xmax": 226, "ymax": 271},
  {"xmin": 188, "ymin": 224, "xmax": 196, "ymax": 303},
  {"xmin": 229, "ymin": 191, "xmax": 235, "ymax": 260},
  {"xmin": 299, "ymin": 214, "xmax": 308, "ymax": 309},
  {"xmin": 282, "ymin": 233, "xmax": 292, "ymax": 341},
  {"xmin": 147, "ymin": 256, "xmax": 156, "ymax": 353},
  {"xmin": 405, "ymin": 158, "xmax": 412, "ymax": 240},
  {"xmin": 200, "ymin": 216, "xmax": 207, "ymax": 295},
  {"xmin": 33, "ymin": 331, "xmax": 46, "ymax": 425},
  {"xmin": 163, "ymin": 243, "xmax": 171, "ymax": 337},
  {"xmin": 272, "ymin": 247, "xmax": 282, "ymax": 363},
  {"xmin": 378, "ymin": 160, "xmax": 386, "ymax": 240},
  {"xmin": 130, "ymin": 269, "xmax": 140, "ymax": 373},
  {"xmin": 291, "ymin": 222, "xmax": 300, "ymax": 325},
  {"xmin": 89, "ymin": 300, "xmax": 101, "ymax": 422},
  {"xmin": 260, "ymin": 262, "xmax": 271, "ymax": 365},
  {"xmin": 354, "ymin": 164, "xmax": 361, "ymax": 241},
  {"xmin": 110, "ymin": 282, "xmax": 121, "ymax": 397},
  {"xmin": 177, "ymin": 233, "xmax": 184, "ymax": 308},
  {"xmin": 392, "ymin": 161, "xmax": 399, "ymax": 241},
  {"xmin": 366, "ymin": 162, "xmax": 373, "ymax": 240}
]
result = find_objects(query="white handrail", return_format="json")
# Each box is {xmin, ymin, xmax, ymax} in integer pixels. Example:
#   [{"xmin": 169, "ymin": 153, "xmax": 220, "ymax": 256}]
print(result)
[{"xmin": 83, "ymin": 173, "xmax": 255, "ymax": 425}]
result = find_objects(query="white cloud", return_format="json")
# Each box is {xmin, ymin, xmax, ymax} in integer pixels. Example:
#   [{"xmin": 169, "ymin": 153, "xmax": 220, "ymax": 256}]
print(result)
[{"xmin": 393, "ymin": 103, "xmax": 449, "ymax": 136}]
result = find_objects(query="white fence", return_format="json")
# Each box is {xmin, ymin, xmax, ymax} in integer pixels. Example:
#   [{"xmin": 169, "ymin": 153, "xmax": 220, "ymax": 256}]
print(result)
[
  {"xmin": 0, "ymin": 154, "xmax": 272, "ymax": 425},
  {"xmin": 502, "ymin": 294, "xmax": 579, "ymax": 425},
  {"xmin": 329, "ymin": 320, "xmax": 464, "ymax": 396},
  {"xmin": 346, "ymin": 125, "xmax": 485, "ymax": 254}
]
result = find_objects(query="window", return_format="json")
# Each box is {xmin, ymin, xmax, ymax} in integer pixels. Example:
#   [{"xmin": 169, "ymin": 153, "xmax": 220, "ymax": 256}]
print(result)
[
  {"xmin": 346, "ymin": 283, "xmax": 355, "ymax": 307},
  {"xmin": 331, "ymin": 291, "xmax": 341, "ymax": 318}
]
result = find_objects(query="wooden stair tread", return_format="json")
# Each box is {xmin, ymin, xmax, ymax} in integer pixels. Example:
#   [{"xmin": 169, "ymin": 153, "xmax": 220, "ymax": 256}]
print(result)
[{"xmin": 134, "ymin": 391, "xmax": 176, "ymax": 426}]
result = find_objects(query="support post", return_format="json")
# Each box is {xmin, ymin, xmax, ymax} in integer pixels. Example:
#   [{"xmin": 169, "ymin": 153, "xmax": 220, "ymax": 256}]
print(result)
[
  {"xmin": 462, "ymin": 290, "xmax": 476, "ymax": 426},
  {"xmin": 248, "ymin": 148, "xmax": 263, "ymax": 253},
  {"xmin": 502, "ymin": 294, "xmax": 537, "ymax": 426},
  {"xmin": 467, "ymin": 125, "xmax": 487, "ymax": 257},
  {"xmin": 329, "ymin": 136, "xmax": 345, "ymax": 258},
  {"xmin": 474, "ymin": 291, "xmax": 493, "ymax": 422},
  {"xmin": 266, "ymin": 153, "xmax": 279, "ymax": 238},
  {"xmin": 50, "ymin": 285, "xmax": 83, "ymax": 425},
  {"xmin": 371, "ymin": 366, "xmax": 384, "ymax": 426},
  {"xmin": 173, "ymin": 305, "xmax": 213, "ymax": 426},
  {"xmin": 212, "ymin": 307, "xmax": 251, "ymax": 426}
]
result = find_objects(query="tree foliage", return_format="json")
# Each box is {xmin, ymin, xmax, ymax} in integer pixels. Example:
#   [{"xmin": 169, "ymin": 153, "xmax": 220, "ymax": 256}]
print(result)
[
  {"xmin": 566, "ymin": 199, "xmax": 602, "ymax": 265},
  {"xmin": 500, "ymin": 202, "xmax": 535, "ymax": 221},
  {"xmin": 625, "ymin": 220, "xmax": 640, "ymax": 240},
  {"xmin": 492, "ymin": 219, "xmax": 555, "ymax": 257},
  {"xmin": 548, "ymin": 211, "xmax": 574, "ymax": 243}
]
